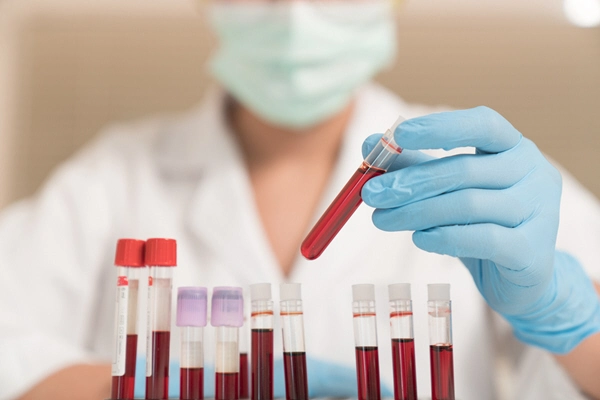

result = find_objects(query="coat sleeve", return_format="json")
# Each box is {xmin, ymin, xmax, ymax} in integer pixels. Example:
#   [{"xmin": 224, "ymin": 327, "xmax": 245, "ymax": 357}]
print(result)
[{"xmin": 0, "ymin": 128, "xmax": 136, "ymax": 399}]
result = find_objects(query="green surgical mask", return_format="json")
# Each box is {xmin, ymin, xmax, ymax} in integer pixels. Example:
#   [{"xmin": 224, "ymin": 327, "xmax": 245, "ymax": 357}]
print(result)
[{"xmin": 208, "ymin": 0, "xmax": 396, "ymax": 130}]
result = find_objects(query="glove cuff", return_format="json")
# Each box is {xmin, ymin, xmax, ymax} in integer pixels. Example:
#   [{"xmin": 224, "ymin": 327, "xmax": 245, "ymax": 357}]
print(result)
[{"xmin": 506, "ymin": 251, "xmax": 600, "ymax": 354}]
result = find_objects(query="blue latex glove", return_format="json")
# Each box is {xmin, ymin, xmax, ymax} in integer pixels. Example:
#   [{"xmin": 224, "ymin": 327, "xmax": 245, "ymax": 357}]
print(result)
[
  {"xmin": 361, "ymin": 106, "xmax": 600, "ymax": 354},
  {"xmin": 134, "ymin": 356, "xmax": 392, "ymax": 398}
]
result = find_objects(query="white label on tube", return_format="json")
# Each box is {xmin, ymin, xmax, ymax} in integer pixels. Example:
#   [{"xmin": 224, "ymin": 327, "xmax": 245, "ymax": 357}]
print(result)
[
  {"xmin": 146, "ymin": 275, "xmax": 153, "ymax": 377},
  {"xmin": 111, "ymin": 277, "xmax": 129, "ymax": 376}
]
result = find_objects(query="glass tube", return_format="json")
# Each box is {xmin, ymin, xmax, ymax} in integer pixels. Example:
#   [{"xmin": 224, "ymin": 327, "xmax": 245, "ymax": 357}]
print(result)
[
  {"xmin": 280, "ymin": 283, "xmax": 308, "ymax": 400},
  {"xmin": 428, "ymin": 284, "xmax": 455, "ymax": 400},
  {"xmin": 352, "ymin": 284, "xmax": 381, "ymax": 400}
]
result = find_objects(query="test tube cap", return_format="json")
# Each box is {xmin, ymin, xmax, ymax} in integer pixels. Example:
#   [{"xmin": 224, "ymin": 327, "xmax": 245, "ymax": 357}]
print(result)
[
  {"xmin": 211, "ymin": 287, "xmax": 244, "ymax": 327},
  {"xmin": 250, "ymin": 283, "xmax": 272, "ymax": 301},
  {"xmin": 428, "ymin": 284, "xmax": 451, "ymax": 301},
  {"xmin": 280, "ymin": 283, "xmax": 302, "ymax": 301},
  {"xmin": 389, "ymin": 115, "xmax": 406, "ymax": 134},
  {"xmin": 177, "ymin": 287, "xmax": 208, "ymax": 327},
  {"xmin": 352, "ymin": 284, "xmax": 375, "ymax": 302},
  {"xmin": 145, "ymin": 238, "xmax": 177, "ymax": 266},
  {"xmin": 388, "ymin": 283, "xmax": 411, "ymax": 301},
  {"xmin": 114, "ymin": 239, "xmax": 145, "ymax": 267}
]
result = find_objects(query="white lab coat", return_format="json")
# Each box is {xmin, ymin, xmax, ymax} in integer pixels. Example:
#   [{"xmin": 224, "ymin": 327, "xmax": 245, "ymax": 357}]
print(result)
[{"xmin": 0, "ymin": 84, "xmax": 599, "ymax": 400}]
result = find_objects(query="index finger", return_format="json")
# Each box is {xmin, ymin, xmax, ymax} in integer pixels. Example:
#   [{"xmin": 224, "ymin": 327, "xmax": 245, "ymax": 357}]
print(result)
[{"xmin": 396, "ymin": 106, "xmax": 522, "ymax": 154}]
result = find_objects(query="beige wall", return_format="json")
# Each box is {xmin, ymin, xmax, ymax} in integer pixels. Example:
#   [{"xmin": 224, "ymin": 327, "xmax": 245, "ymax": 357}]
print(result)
[{"xmin": 1, "ymin": 0, "xmax": 599, "ymax": 209}]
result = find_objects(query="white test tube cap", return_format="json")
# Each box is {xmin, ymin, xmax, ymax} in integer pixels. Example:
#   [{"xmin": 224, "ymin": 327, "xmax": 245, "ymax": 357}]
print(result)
[
  {"xmin": 280, "ymin": 283, "xmax": 302, "ymax": 301},
  {"xmin": 250, "ymin": 283, "xmax": 272, "ymax": 301},
  {"xmin": 388, "ymin": 283, "xmax": 411, "ymax": 301},
  {"xmin": 352, "ymin": 284, "xmax": 375, "ymax": 302},
  {"xmin": 428, "ymin": 284, "xmax": 451, "ymax": 301}
]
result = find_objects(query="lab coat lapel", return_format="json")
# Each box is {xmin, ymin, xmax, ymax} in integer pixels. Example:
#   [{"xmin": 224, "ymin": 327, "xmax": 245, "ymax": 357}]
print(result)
[{"xmin": 167, "ymin": 89, "xmax": 282, "ymax": 283}]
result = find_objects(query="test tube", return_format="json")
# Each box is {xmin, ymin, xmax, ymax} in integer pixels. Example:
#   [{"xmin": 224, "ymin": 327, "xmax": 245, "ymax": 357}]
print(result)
[
  {"xmin": 145, "ymin": 238, "xmax": 177, "ymax": 400},
  {"xmin": 300, "ymin": 116, "xmax": 405, "ymax": 260},
  {"xmin": 177, "ymin": 287, "xmax": 208, "ymax": 400},
  {"xmin": 352, "ymin": 284, "xmax": 381, "ymax": 400},
  {"xmin": 212, "ymin": 287, "xmax": 244, "ymax": 400},
  {"xmin": 239, "ymin": 316, "xmax": 250, "ymax": 399},
  {"xmin": 250, "ymin": 283, "xmax": 274, "ymax": 400},
  {"xmin": 428, "ymin": 284, "xmax": 455, "ymax": 400},
  {"xmin": 111, "ymin": 239, "xmax": 146, "ymax": 400},
  {"xmin": 388, "ymin": 284, "xmax": 417, "ymax": 400},
  {"xmin": 280, "ymin": 283, "xmax": 308, "ymax": 400}
]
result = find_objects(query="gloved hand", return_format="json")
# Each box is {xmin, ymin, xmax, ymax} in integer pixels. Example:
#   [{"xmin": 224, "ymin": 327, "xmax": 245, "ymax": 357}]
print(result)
[
  {"xmin": 361, "ymin": 106, "xmax": 600, "ymax": 354},
  {"xmin": 134, "ymin": 356, "xmax": 392, "ymax": 398}
]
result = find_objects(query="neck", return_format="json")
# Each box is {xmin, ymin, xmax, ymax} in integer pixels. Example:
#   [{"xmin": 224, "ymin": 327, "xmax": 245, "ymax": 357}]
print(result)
[{"xmin": 229, "ymin": 100, "xmax": 355, "ymax": 168}]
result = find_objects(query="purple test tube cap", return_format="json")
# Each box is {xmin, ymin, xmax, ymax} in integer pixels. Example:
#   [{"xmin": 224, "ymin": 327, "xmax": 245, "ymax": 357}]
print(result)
[
  {"xmin": 211, "ymin": 286, "xmax": 244, "ymax": 327},
  {"xmin": 176, "ymin": 287, "xmax": 208, "ymax": 327}
]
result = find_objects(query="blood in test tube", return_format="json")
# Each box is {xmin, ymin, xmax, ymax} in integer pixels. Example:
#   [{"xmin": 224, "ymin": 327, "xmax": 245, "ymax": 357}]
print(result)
[
  {"xmin": 355, "ymin": 346, "xmax": 381, "ymax": 400},
  {"xmin": 239, "ymin": 311, "xmax": 250, "ymax": 399},
  {"xmin": 283, "ymin": 353, "xmax": 308, "ymax": 400},
  {"xmin": 301, "ymin": 116, "xmax": 405, "ymax": 260},
  {"xmin": 148, "ymin": 330, "xmax": 171, "ymax": 399},
  {"xmin": 280, "ymin": 283, "xmax": 309, "ymax": 400},
  {"xmin": 217, "ymin": 373, "xmax": 240, "ymax": 400},
  {"xmin": 388, "ymin": 284, "xmax": 417, "ymax": 400},
  {"xmin": 352, "ymin": 284, "xmax": 381, "ymax": 400},
  {"xmin": 430, "ymin": 345, "xmax": 454, "ymax": 400},
  {"xmin": 145, "ymin": 238, "xmax": 177, "ymax": 400},
  {"xmin": 250, "ymin": 283, "xmax": 274, "ymax": 400},
  {"xmin": 111, "ymin": 239, "xmax": 146, "ymax": 400},
  {"xmin": 427, "ymin": 284, "xmax": 455, "ymax": 400},
  {"xmin": 177, "ymin": 287, "xmax": 208, "ymax": 400},
  {"xmin": 212, "ymin": 287, "xmax": 244, "ymax": 400},
  {"xmin": 300, "ymin": 163, "xmax": 384, "ymax": 260},
  {"xmin": 181, "ymin": 368, "xmax": 204, "ymax": 400},
  {"xmin": 239, "ymin": 353, "xmax": 249, "ymax": 399}
]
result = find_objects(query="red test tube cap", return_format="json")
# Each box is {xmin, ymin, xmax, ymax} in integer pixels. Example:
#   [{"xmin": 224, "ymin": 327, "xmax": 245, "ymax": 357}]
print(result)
[
  {"xmin": 145, "ymin": 238, "xmax": 177, "ymax": 266},
  {"xmin": 114, "ymin": 239, "xmax": 146, "ymax": 267}
]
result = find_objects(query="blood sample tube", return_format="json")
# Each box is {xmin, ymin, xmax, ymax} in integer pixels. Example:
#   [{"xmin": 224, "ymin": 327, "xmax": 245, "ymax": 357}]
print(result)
[
  {"xmin": 352, "ymin": 284, "xmax": 381, "ymax": 400},
  {"xmin": 250, "ymin": 283, "xmax": 274, "ymax": 400},
  {"xmin": 212, "ymin": 287, "xmax": 244, "ymax": 400},
  {"xmin": 177, "ymin": 287, "xmax": 208, "ymax": 400},
  {"xmin": 388, "ymin": 284, "xmax": 417, "ymax": 400},
  {"xmin": 239, "ymin": 316, "xmax": 250, "ymax": 399},
  {"xmin": 301, "ymin": 116, "xmax": 405, "ymax": 260},
  {"xmin": 145, "ymin": 238, "xmax": 177, "ymax": 400},
  {"xmin": 111, "ymin": 239, "xmax": 146, "ymax": 400},
  {"xmin": 427, "ymin": 284, "xmax": 455, "ymax": 400},
  {"xmin": 280, "ymin": 283, "xmax": 308, "ymax": 400}
]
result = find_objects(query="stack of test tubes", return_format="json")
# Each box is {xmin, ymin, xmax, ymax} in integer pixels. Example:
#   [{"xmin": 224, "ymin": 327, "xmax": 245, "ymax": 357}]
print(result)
[
  {"xmin": 351, "ymin": 283, "xmax": 455, "ymax": 400},
  {"xmin": 109, "ymin": 238, "xmax": 454, "ymax": 400}
]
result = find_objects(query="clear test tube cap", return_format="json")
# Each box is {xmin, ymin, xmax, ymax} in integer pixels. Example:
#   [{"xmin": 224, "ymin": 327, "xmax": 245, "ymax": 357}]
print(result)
[
  {"xmin": 389, "ymin": 115, "xmax": 405, "ymax": 134},
  {"xmin": 388, "ymin": 283, "xmax": 411, "ymax": 301},
  {"xmin": 352, "ymin": 284, "xmax": 375, "ymax": 302},
  {"xmin": 211, "ymin": 287, "xmax": 244, "ymax": 327},
  {"xmin": 176, "ymin": 287, "xmax": 208, "ymax": 327},
  {"xmin": 428, "ymin": 284, "xmax": 451, "ymax": 301},
  {"xmin": 250, "ymin": 283, "xmax": 272, "ymax": 301},
  {"xmin": 280, "ymin": 283, "xmax": 302, "ymax": 301}
]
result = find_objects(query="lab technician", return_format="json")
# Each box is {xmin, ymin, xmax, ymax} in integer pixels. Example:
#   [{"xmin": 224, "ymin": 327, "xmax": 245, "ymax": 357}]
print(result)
[{"xmin": 2, "ymin": 1, "xmax": 600, "ymax": 400}]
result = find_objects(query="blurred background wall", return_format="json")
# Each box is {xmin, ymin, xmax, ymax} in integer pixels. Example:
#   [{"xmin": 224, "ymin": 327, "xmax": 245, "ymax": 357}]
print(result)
[{"xmin": 0, "ymin": 0, "xmax": 599, "ymax": 209}]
